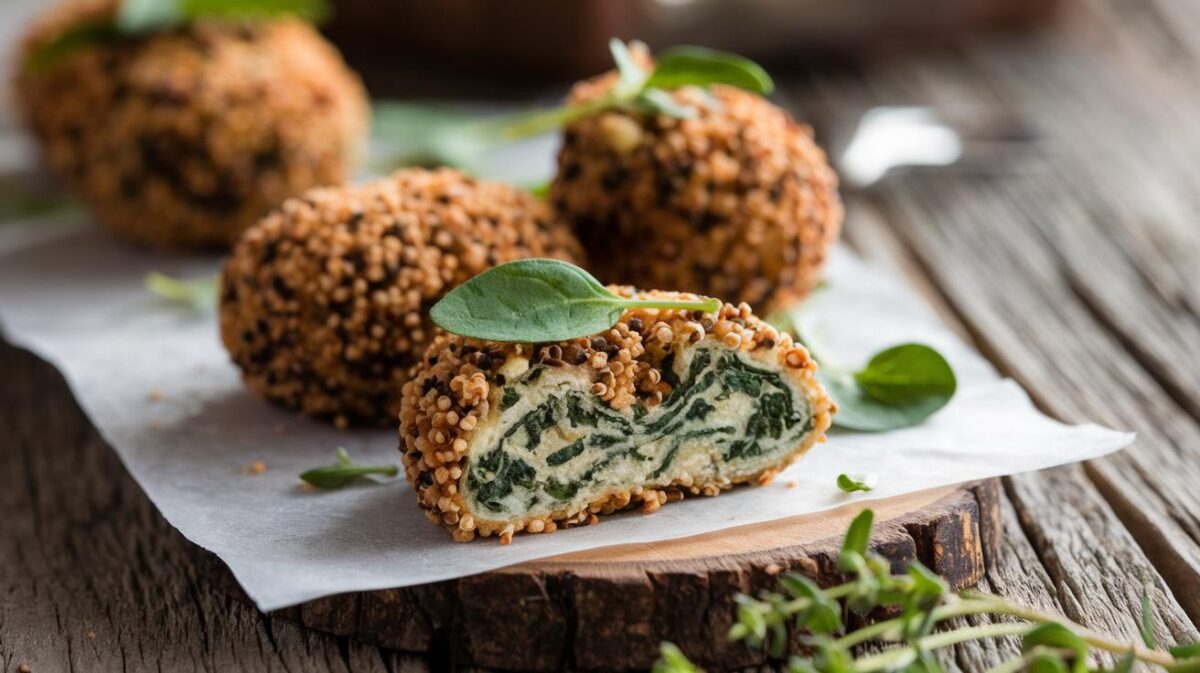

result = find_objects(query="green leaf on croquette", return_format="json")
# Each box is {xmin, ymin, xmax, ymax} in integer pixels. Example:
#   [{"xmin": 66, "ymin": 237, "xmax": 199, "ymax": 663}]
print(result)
[
  {"xmin": 27, "ymin": 0, "xmax": 328, "ymax": 70},
  {"xmin": 645, "ymin": 46, "xmax": 775, "ymax": 96},
  {"xmin": 430, "ymin": 258, "xmax": 721, "ymax": 343}
]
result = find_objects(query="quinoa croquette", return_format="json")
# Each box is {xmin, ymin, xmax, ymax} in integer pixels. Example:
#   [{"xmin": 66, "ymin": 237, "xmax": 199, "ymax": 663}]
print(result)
[
  {"xmin": 219, "ymin": 169, "xmax": 584, "ymax": 427},
  {"xmin": 401, "ymin": 294, "xmax": 833, "ymax": 543},
  {"xmin": 551, "ymin": 75, "xmax": 842, "ymax": 310},
  {"xmin": 13, "ymin": 0, "xmax": 369, "ymax": 249}
]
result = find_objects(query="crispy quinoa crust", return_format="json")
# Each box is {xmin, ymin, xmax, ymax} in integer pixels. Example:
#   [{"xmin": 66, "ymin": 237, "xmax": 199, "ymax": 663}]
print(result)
[
  {"xmin": 550, "ymin": 71, "xmax": 843, "ymax": 310},
  {"xmin": 220, "ymin": 169, "xmax": 584, "ymax": 427},
  {"xmin": 13, "ymin": 0, "xmax": 369, "ymax": 249},
  {"xmin": 400, "ymin": 294, "xmax": 834, "ymax": 543}
]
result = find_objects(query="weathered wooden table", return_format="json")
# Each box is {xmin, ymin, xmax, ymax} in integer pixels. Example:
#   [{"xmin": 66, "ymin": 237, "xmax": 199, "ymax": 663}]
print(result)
[{"xmin": 4, "ymin": 1, "xmax": 1200, "ymax": 670}]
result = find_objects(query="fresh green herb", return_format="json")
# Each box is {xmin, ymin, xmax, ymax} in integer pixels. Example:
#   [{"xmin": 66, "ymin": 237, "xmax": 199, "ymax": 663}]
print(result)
[
  {"xmin": 430, "ymin": 258, "xmax": 720, "ymax": 343},
  {"xmin": 654, "ymin": 508, "xmax": 1191, "ymax": 673},
  {"xmin": 819, "ymin": 343, "xmax": 956, "ymax": 432},
  {"xmin": 27, "ymin": 0, "xmax": 328, "ymax": 70},
  {"xmin": 652, "ymin": 643, "xmax": 700, "ymax": 673},
  {"xmin": 836, "ymin": 473, "xmax": 874, "ymax": 493},
  {"xmin": 776, "ymin": 304, "xmax": 956, "ymax": 432},
  {"xmin": 299, "ymin": 447, "xmax": 398, "ymax": 490},
  {"xmin": 145, "ymin": 271, "xmax": 219, "ymax": 311},
  {"xmin": 502, "ymin": 39, "xmax": 773, "ymax": 140},
  {"xmin": 644, "ymin": 46, "xmax": 774, "ymax": 95}
]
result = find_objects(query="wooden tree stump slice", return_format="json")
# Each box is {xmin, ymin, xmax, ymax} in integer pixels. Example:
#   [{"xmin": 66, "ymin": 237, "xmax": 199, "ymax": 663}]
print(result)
[{"xmin": 273, "ymin": 480, "xmax": 1000, "ymax": 672}]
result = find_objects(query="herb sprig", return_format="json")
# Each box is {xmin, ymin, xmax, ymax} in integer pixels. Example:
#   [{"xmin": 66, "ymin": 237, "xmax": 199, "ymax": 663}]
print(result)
[
  {"xmin": 430, "ymin": 258, "xmax": 721, "ymax": 343},
  {"xmin": 27, "ymin": 0, "xmax": 328, "ymax": 71},
  {"xmin": 769, "ymin": 306, "xmax": 957, "ymax": 432},
  {"xmin": 299, "ymin": 447, "xmax": 399, "ymax": 490},
  {"xmin": 654, "ymin": 508, "xmax": 1196, "ymax": 673},
  {"xmin": 502, "ymin": 39, "xmax": 774, "ymax": 140}
]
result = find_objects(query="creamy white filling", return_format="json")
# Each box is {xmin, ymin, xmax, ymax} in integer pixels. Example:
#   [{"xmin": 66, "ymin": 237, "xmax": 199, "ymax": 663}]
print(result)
[{"xmin": 462, "ymin": 344, "xmax": 814, "ymax": 521}]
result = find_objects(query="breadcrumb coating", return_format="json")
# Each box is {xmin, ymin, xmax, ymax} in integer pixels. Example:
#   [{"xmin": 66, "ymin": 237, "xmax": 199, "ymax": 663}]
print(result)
[
  {"xmin": 400, "ymin": 294, "xmax": 834, "ymax": 543},
  {"xmin": 220, "ymin": 169, "xmax": 584, "ymax": 427},
  {"xmin": 551, "ymin": 67, "xmax": 843, "ymax": 310},
  {"xmin": 13, "ymin": 0, "xmax": 369, "ymax": 249}
]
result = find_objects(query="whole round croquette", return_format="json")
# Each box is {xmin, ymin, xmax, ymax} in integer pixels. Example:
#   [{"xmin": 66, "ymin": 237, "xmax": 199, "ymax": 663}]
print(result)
[
  {"xmin": 13, "ymin": 0, "xmax": 369, "ymax": 249},
  {"xmin": 219, "ymin": 169, "xmax": 584, "ymax": 427},
  {"xmin": 550, "ymin": 74, "xmax": 843, "ymax": 310}
]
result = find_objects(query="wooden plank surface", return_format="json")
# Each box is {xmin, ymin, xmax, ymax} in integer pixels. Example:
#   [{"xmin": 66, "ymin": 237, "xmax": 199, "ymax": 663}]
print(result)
[{"xmin": 4, "ymin": 0, "xmax": 1200, "ymax": 670}]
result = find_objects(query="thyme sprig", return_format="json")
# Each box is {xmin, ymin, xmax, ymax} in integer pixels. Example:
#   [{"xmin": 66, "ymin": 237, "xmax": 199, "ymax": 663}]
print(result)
[
  {"xmin": 654, "ymin": 509, "xmax": 1194, "ymax": 673},
  {"xmin": 502, "ymin": 39, "xmax": 773, "ymax": 141},
  {"xmin": 299, "ymin": 447, "xmax": 399, "ymax": 490}
]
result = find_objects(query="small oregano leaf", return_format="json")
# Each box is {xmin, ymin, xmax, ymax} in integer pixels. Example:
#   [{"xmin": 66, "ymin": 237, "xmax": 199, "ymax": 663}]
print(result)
[
  {"xmin": 1022, "ymin": 622, "xmax": 1089, "ymax": 656},
  {"xmin": 645, "ymin": 46, "xmax": 775, "ymax": 95},
  {"xmin": 1171, "ymin": 643, "xmax": 1200, "ymax": 660},
  {"xmin": 836, "ymin": 473, "xmax": 874, "ymax": 493},
  {"xmin": 838, "ymin": 509, "xmax": 873, "ymax": 570},
  {"xmin": 430, "ymin": 258, "xmax": 720, "ymax": 343},
  {"xmin": 300, "ymin": 447, "xmax": 399, "ymax": 490},
  {"xmin": 778, "ymin": 574, "xmax": 842, "ymax": 634}
]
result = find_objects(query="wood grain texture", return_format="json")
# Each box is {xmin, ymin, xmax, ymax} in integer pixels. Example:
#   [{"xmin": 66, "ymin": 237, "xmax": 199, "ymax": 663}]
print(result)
[
  {"xmin": 6, "ymin": 0, "xmax": 1200, "ymax": 670},
  {"xmin": 286, "ymin": 482, "xmax": 997, "ymax": 672}
]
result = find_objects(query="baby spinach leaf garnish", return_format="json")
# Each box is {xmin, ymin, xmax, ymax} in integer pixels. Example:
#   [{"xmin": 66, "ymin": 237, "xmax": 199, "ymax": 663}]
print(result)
[
  {"xmin": 299, "ymin": 447, "xmax": 398, "ymax": 490},
  {"xmin": 820, "ymin": 344, "xmax": 956, "ymax": 433},
  {"xmin": 837, "ymin": 473, "xmax": 874, "ymax": 493},
  {"xmin": 502, "ymin": 38, "xmax": 773, "ymax": 140},
  {"xmin": 430, "ymin": 258, "xmax": 721, "ymax": 343},
  {"xmin": 644, "ymin": 46, "xmax": 774, "ymax": 95},
  {"xmin": 777, "ymin": 303, "xmax": 956, "ymax": 432},
  {"xmin": 145, "ymin": 271, "xmax": 219, "ymax": 311},
  {"xmin": 27, "ymin": 0, "xmax": 328, "ymax": 71}
]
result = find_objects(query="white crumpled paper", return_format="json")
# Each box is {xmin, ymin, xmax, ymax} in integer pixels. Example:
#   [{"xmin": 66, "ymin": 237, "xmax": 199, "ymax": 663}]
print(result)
[{"xmin": 0, "ymin": 218, "xmax": 1132, "ymax": 611}]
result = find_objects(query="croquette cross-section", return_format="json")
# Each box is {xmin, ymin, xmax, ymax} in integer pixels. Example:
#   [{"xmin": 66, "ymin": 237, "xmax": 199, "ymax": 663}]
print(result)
[
  {"xmin": 14, "ymin": 0, "xmax": 369, "ymax": 249},
  {"xmin": 400, "ymin": 295, "xmax": 834, "ymax": 544},
  {"xmin": 219, "ymin": 169, "xmax": 583, "ymax": 427},
  {"xmin": 551, "ymin": 58, "xmax": 842, "ymax": 310}
]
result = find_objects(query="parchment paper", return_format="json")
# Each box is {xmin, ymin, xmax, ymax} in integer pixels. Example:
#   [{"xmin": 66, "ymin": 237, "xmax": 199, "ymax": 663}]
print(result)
[{"xmin": 0, "ymin": 218, "xmax": 1132, "ymax": 611}]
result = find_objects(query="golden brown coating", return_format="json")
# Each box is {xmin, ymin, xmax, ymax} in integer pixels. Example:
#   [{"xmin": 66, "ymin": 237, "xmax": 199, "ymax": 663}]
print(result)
[
  {"xmin": 400, "ymin": 294, "xmax": 834, "ymax": 544},
  {"xmin": 550, "ymin": 74, "xmax": 843, "ymax": 310},
  {"xmin": 13, "ymin": 0, "xmax": 369, "ymax": 249},
  {"xmin": 220, "ymin": 169, "xmax": 584, "ymax": 427}
]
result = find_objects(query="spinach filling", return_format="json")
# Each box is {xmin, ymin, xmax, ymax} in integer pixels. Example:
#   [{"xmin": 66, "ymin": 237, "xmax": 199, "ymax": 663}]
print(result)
[{"xmin": 466, "ymin": 347, "xmax": 814, "ymax": 515}]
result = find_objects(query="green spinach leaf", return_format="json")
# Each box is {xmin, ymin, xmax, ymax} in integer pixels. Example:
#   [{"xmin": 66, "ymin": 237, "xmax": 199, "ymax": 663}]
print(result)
[
  {"xmin": 430, "ymin": 258, "xmax": 720, "ymax": 343},
  {"xmin": 644, "ymin": 46, "xmax": 774, "ymax": 95}
]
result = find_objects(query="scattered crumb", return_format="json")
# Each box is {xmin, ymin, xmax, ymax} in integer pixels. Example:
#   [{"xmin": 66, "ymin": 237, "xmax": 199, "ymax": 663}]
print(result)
[
  {"xmin": 786, "ymin": 480, "xmax": 798, "ymax": 489},
  {"xmin": 19, "ymin": 664, "xmax": 32, "ymax": 673},
  {"xmin": 85, "ymin": 629, "xmax": 96, "ymax": 640},
  {"xmin": 299, "ymin": 482, "xmax": 317, "ymax": 492},
  {"xmin": 274, "ymin": 423, "xmax": 288, "ymax": 436},
  {"xmin": 147, "ymin": 390, "xmax": 164, "ymax": 402},
  {"xmin": 148, "ymin": 420, "xmax": 162, "ymax": 430},
  {"xmin": 242, "ymin": 461, "xmax": 267, "ymax": 476}
]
